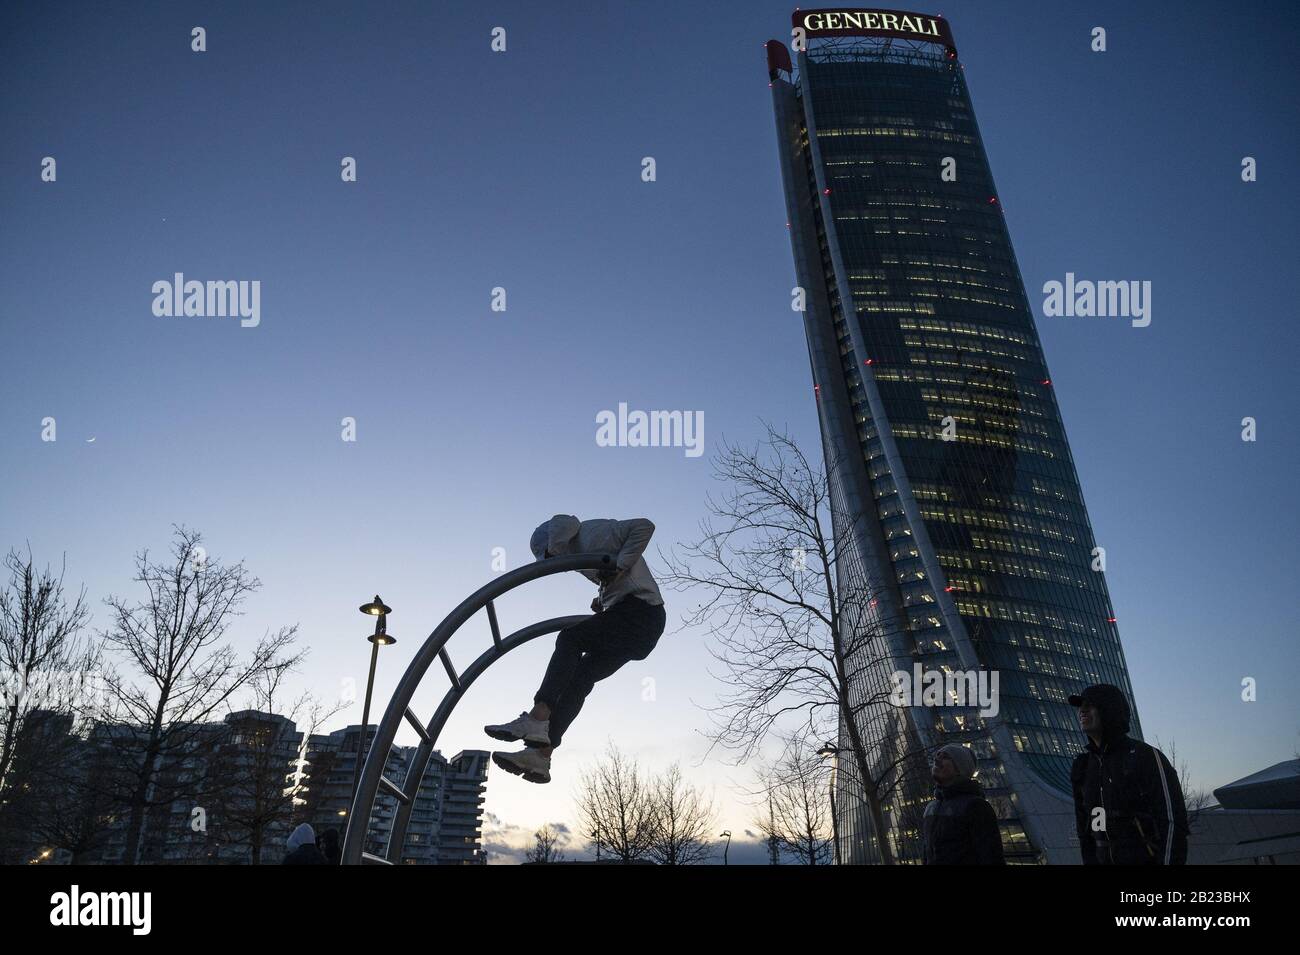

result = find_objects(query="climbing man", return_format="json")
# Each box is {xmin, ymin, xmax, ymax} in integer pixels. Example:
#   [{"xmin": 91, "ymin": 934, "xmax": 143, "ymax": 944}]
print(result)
[{"xmin": 485, "ymin": 515, "xmax": 666, "ymax": 784}]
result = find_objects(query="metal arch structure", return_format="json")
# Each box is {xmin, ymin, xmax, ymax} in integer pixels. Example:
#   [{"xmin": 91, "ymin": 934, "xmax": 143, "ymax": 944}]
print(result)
[{"xmin": 341, "ymin": 552, "xmax": 614, "ymax": 866}]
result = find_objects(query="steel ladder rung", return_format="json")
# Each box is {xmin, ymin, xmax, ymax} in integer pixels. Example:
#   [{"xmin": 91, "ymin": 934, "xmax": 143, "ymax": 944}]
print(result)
[
  {"xmin": 439, "ymin": 646, "xmax": 461, "ymax": 690},
  {"xmin": 378, "ymin": 774, "xmax": 410, "ymax": 804},
  {"xmin": 404, "ymin": 707, "xmax": 430, "ymax": 743}
]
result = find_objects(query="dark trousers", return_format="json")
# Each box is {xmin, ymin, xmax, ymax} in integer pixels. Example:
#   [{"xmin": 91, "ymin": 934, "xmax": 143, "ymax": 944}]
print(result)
[{"xmin": 534, "ymin": 596, "xmax": 665, "ymax": 749}]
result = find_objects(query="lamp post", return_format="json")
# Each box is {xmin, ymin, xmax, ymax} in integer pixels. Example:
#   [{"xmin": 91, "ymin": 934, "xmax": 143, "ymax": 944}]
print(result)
[
  {"xmin": 349, "ymin": 596, "xmax": 396, "ymax": 818},
  {"xmin": 720, "ymin": 830, "xmax": 732, "ymax": 866},
  {"xmin": 817, "ymin": 742, "xmax": 842, "ymax": 865}
]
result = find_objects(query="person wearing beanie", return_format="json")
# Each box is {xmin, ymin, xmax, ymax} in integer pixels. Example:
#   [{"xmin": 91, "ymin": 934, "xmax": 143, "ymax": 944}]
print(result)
[
  {"xmin": 281, "ymin": 822, "xmax": 329, "ymax": 865},
  {"xmin": 1069, "ymin": 683, "xmax": 1188, "ymax": 865},
  {"xmin": 484, "ymin": 515, "xmax": 665, "ymax": 785},
  {"xmin": 922, "ymin": 743, "xmax": 1005, "ymax": 865}
]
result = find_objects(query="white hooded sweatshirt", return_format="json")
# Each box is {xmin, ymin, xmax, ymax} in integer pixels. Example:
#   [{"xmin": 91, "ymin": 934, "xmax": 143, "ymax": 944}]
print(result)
[
  {"xmin": 531, "ymin": 515, "xmax": 664, "ymax": 611},
  {"xmin": 286, "ymin": 822, "xmax": 316, "ymax": 852}
]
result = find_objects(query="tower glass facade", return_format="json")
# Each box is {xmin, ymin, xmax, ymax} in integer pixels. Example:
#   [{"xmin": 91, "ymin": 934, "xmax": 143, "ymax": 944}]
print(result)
[{"xmin": 767, "ymin": 10, "xmax": 1141, "ymax": 863}]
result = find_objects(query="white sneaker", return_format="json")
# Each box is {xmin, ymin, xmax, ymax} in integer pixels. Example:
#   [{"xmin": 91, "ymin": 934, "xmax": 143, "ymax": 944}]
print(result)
[
  {"xmin": 484, "ymin": 711, "xmax": 550, "ymax": 747},
  {"xmin": 492, "ymin": 748, "xmax": 551, "ymax": 784}
]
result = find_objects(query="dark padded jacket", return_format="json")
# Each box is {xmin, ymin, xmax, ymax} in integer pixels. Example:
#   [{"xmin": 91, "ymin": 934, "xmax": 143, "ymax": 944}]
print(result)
[
  {"xmin": 922, "ymin": 779, "xmax": 1006, "ymax": 865},
  {"xmin": 1070, "ymin": 688, "xmax": 1188, "ymax": 865},
  {"xmin": 281, "ymin": 843, "xmax": 329, "ymax": 865}
]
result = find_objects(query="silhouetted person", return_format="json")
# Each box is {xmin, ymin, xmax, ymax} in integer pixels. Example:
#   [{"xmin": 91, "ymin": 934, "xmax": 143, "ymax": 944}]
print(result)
[
  {"xmin": 1069, "ymin": 683, "xmax": 1188, "ymax": 865},
  {"xmin": 282, "ymin": 823, "xmax": 329, "ymax": 865},
  {"xmin": 315, "ymin": 827, "xmax": 341, "ymax": 865},
  {"xmin": 922, "ymin": 743, "xmax": 1005, "ymax": 865},
  {"xmin": 485, "ymin": 515, "xmax": 665, "ymax": 784}
]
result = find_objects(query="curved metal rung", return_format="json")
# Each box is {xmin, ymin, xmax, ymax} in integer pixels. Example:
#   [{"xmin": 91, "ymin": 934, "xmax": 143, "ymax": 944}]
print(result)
[
  {"xmin": 403, "ymin": 707, "xmax": 430, "ymax": 743},
  {"xmin": 378, "ymin": 774, "xmax": 409, "ymax": 804},
  {"xmin": 341, "ymin": 552, "xmax": 614, "ymax": 866},
  {"xmin": 361, "ymin": 852, "xmax": 392, "ymax": 866},
  {"xmin": 377, "ymin": 614, "xmax": 589, "ymax": 864},
  {"xmin": 438, "ymin": 646, "xmax": 460, "ymax": 690}
]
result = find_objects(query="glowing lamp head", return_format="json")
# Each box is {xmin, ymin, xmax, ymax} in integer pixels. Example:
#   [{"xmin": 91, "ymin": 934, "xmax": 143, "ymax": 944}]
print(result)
[
  {"xmin": 359, "ymin": 596, "xmax": 391, "ymax": 617},
  {"xmin": 360, "ymin": 595, "xmax": 396, "ymax": 645}
]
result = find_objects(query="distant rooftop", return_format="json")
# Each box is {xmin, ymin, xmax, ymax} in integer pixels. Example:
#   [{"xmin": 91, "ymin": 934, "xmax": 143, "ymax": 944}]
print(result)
[{"xmin": 1213, "ymin": 758, "xmax": 1300, "ymax": 811}]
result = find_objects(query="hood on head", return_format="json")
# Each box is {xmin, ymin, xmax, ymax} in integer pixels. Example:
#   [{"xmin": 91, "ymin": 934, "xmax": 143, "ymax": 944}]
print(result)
[
  {"xmin": 1068, "ymin": 683, "xmax": 1131, "ymax": 736},
  {"xmin": 286, "ymin": 822, "xmax": 316, "ymax": 852},
  {"xmin": 531, "ymin": 515, "xmax": 581, "ymax": 561},
  {"xmin": 936, "ymin": 743, "xmax": 977, "ymax": 780}
]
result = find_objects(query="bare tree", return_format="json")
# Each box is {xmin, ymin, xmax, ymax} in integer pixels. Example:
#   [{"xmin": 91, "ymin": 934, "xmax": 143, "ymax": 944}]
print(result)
[
  {"xmin": 0, "ymin": 549, "xmax": 103, "ymax": 862},
  {"xmin": 576, "ymin": 743, "xmax": 658, "ymax": 863},
  {"xmin": 752, "ymin": 737, "xmax": 833, "ymax": 865},
  {"xmin": 524, "ymin": 824, "xmax": 568, "ymax": 864},
  {"xmin": 98, "ymin": 526, "xmax": 302, "ymax": 864},
  {"xmin": 647, "ymin": 762, "xmax": 717, "ymax": 865},
  {"xmin": 0, "ymin": 548, "xmax": 98, "ymax": 798},
  {"xmin": 206, "ymin": 665, "xmax": 344, "ymax": 864},
  {"xmin": 660, "ymin": 425, "xmax": 926, "ymax": 863},
  {"xmin": 10, "ymin": 715, "xmax": 130, "ymax": 864},
  {"xmin": 1155, "ymin": 737, "xmax": 1212, "ymax": 830}
]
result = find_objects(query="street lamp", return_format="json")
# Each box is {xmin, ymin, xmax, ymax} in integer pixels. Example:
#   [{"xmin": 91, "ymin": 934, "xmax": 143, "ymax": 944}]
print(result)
[
  {"xmin": 349, "ymin": 596, "xmax": 396, "ymax": 815},
  {"xmin": 720, "ymin": 830, "xmax": 732, "ymax": 866},
  {"xmin": 817, "ymin": 742, "xmax": 842, "ymax": 865}
]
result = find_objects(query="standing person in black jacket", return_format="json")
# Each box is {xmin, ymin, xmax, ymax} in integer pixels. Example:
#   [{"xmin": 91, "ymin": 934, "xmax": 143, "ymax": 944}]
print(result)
[
  {"xmin": 1069, "ymin": 683, "xmax": 1188, "ymax": 865},
  {"xmin": 922, "ymin": 743, "xmax": 1005, "ymax": 865},
  {"xmin": 316, "ymin": 827, "xmax": 341, "ymax": 865}
]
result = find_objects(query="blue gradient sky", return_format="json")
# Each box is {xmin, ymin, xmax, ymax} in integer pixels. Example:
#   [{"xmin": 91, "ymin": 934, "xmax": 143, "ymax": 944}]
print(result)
[{"xmin": 2, "ymin": 1, "xmax": 1296, "ymax": 862}]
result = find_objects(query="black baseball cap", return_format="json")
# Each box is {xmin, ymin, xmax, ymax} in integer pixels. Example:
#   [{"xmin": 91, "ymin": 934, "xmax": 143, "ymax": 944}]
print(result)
[{"xmin": 1067, "ymin": 683, "xmax": 1131, "ymax": 733}]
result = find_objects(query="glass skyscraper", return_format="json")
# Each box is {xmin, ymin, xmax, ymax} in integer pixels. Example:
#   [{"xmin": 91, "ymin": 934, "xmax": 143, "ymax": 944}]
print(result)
[{"xmin": 766, "ymin": 9, "xmax": 1141, "ymax": 863}]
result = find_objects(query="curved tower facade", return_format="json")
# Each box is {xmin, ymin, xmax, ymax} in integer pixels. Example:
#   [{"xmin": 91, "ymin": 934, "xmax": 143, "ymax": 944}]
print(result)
[{"xmin": 766, "ymin": 8, "xmax": 1141, "ymax": 863}]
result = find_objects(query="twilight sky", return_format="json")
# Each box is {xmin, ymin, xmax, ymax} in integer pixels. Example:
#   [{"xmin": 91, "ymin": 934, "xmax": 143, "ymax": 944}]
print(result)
[{"xmin": 1, "ymin": 0, "xmax": 1296, "ymax": 863}]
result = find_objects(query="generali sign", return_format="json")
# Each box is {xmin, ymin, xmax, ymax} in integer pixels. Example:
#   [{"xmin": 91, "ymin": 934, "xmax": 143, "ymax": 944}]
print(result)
[{"xmin": 792, "ymin": 8, "xmax": 956, "ymax": 50}]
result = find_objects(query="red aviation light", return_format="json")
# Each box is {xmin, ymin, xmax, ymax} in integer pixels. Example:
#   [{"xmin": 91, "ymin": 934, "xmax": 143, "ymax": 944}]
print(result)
[
  {"xmin": 944, "ymin": 585, "xmax": 955, "ymax": 592},
  {"xmin": 865, "ymin": 358, "xmax": 874, "ymax": 366},
  {"xmin": 1041, "ymin": 378, "xmax": 1052, "ymax": 386},
  {"xmin": 988, "ymin": 196, "xmax": 998, "ymax": 205},
  {"xmin": 1107, "ymin": 617, "xmax": 1118, "ymax": 624},
  {"xmin": 823, "ymin": 188, "xmax": 831, "ymax": 196}
]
